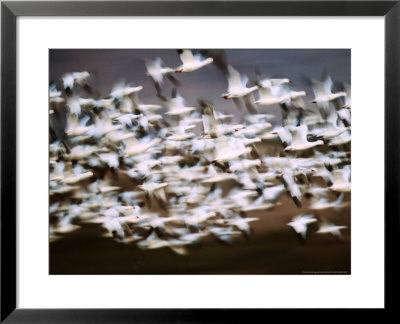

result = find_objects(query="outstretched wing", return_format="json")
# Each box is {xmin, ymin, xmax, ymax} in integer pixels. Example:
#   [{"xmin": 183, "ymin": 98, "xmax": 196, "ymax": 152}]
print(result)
[
  {"xmin": 227, "ymin": 65, "xmax": 243, "ymax": 93},
  {"xmin": 179, "ymin": 50, "xmax": 195, "ymax": 64}
]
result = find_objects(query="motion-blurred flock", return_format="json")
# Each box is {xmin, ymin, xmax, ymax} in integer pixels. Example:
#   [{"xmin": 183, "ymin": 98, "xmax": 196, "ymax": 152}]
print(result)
[{"xmin": 50, "ymin": 50, "xmax": 351, "ymax": 255}]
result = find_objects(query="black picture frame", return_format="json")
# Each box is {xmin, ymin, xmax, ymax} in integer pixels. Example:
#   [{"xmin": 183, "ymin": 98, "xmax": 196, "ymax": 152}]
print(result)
[{"xmin": 1, "ymin": 0, "xmax": 398, "ymax": 322}]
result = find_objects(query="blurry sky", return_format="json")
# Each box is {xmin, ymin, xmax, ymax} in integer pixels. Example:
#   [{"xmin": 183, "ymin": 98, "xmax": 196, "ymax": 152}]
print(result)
[{"xmin": 50, "ymin": 49, "xmax": 350, "ymax": 118}]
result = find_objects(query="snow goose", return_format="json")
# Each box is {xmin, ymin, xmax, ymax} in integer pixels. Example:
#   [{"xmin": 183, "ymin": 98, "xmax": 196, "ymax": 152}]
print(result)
[
  {"xmin": 237, "ymin": 172, "xmax": 260, "ymax": 191},
  {"xmin": 111, "ymin": 113, "xmax": 141, "ymax": 128},
  {"xmin": 207, "ymin": 226, "xmax": 242, "ymax": 244},
  {"xmin": 199, "ymin": 99, "xmax": 218, "ymax": 136},
  {"xmin": 175, "ymin": 49, "xmax": 214, "ymax": 73},
  {"xmin": 228, "ymin": 159, "xmax": 262, "ymax": 173},
  {"xmin": 279, "ymin": 86, "xmax": 307, "ymax": 105},
  {"xmin": 304, "ymin": 186, "xmax": 330, "ymax": 198},
  {"xmin": 309, "ymin": 193, "xmax": 349, "ymax": 212},
  {"xmin": 227, "ymin": 188, "xmax": 258, "ymax": 209},
  {"xmin": 95, "ymin": 98, "xmax": 115, "ymax": 111},
  {"xmin": 254, "ymin": 85, "xmax": 284, "ymax": 106},
  {"xmin": 262, "ymin": 184, "xmax": 285, "ymax": 203},
  {"xmin": 310, "ymin": 109, "xmax": 349, "ymax": 140},
  {"xmin": 284, "ymin": 125, "xmax": 324, "ymax": 152},
  {"xmin": 225, "ymin": 217, "xmax": 259, "ymax": 237},
  {"xmin": 268, "ymin": 125, "xmax": 292, "ymax": 147},
  {"xmin": 222, "ymin": 65, "xmax": 259, "ymax": 99},
  {"xmin": 201, "ymin": 164, "xmax": 237, "ymax": 184},
  {"xmin": 57, "ymin": 163, "xmax": 93, "ymax": 185},
  {"xmin": 328, "ymin": 130, "xmax": 351, "ymax": 146},
  {"xmin": 65, "ymin": 115, "xmax": 92, "ymax": 137},
  {"xmin": 316, "ymin": 222, "xmax": 348, "ymax": 238},
  {"xmin": 66, "ymin": 145, "xmax": 97, "ymax": 161},
  {"xmin": 110, "ymin": 80, "xmax": 143, "ymax": 101},
  {"xmin": 62, "ymin": 71, "xmax": 90, "ymax": 91},
  {"xmin": 123, "ymin": 137, "xmax": 162, "ymax": 157},
  {"xmin": 235, "ymin": 122, "xmax": 272, "ymax": 137},
  {"xmin": 311, "ymin": 166, "xmax": 333, "ymax": 186},
  {"xmin": 66, "ymin": 96, "xmax": 83, "ymax": 116},
  {"xmin": 145, "ymin": 57, "xmax": 176, "ymax": 82},
  {"xmin": 287, "ymin": 214, "xmax": 317, "ymax": 239},
  {"xmin": 329, "ymin": 166, "xmax": 351, "ymax": 193},
  {"xmin": 138, "ymin": 231, "xmax": 189, "ymax": 255},
  {"xmin": 86, "ymin": 115, "xmax": 123, "ymax": 139},
  {"xmin": 207, "ymin": 123, "xmax": 245, "ymax": 138},
  {"xmin": 256, "ymin": 82, "xmax": 306, "ymax": 105},
  {"xmin": 213, "ymin": 136, "xmax": 252, "ymax": 164},
  {"xmin": 145, "ymin": 57, "xmax": 179, "ymax": 95},
  {"xmin": 96, "ymin": 152, "xmax": 120, "ymax": 169},
  {"xmin": 282, "ymin": 169, "xmax": 302, "ymax": 207},
  {"xmin": 167, "ymin": 124, "xmax": 196, "ymax": 141},
  {"xmin": 258, "ymin": 77, "xmax": 291, "ymax": 88},
  {"xmin": 241, "ymin": 196, "xmax": 277, "ymax": 212},
  {"xmin": 164, "ymin": 91, "xmax": 196, "ymax": 116},
  {"xmin": 138, "ymin": 181, "xmax": 168, "ymax": 204},
  {"xmin": 311, "ymin": 75, "xmax": 346, "ymax": 111}
]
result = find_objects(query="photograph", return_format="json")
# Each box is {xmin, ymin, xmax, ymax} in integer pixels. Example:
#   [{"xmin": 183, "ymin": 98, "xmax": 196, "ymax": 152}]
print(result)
[{"xmin": 49, "ymin": 49, "xmax": 351, "ymax": 274}]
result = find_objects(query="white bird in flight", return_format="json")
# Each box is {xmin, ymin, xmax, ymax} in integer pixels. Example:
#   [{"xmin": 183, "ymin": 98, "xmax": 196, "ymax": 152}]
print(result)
[
  {"xmin": 287, "ymin": 214, "xmax": 318, "ymax": 239},
  {"xmin": 222, "ymin": 65, "xmax": 259, "ymax": 99},
  {"xmin": 284, "ymin": 125, "xmax": 324, "ymax": 152},
  {"xmin": 316, "ymin": 222, "xmax": 348, "ymax": 238},
  {"xmin": 175, "ymin": 50, "xmax": 214, "ymax": 73}
]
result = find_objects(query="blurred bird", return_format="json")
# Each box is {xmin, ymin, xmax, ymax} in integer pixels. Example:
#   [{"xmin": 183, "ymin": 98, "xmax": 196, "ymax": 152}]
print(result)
[
  {"xmin": 175, "ymin": 49, "xmax": 214, "ymax": 73},
  {"xmin": 287, "ymin": 214, "xmax": 317, "ymax": 239},
  {"xmin": 145, "ymin": 57, "xmax": 180, "ymax": 96},
  {"xmin": 316, "ymin": 222, "xmax": 348, "ymax": 238}
]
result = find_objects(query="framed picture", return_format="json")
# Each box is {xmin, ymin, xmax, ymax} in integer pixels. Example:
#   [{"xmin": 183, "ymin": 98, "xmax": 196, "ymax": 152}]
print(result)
[{"xmin": 1, "ymin": 0, "xmax": 397, "ymax": 321}]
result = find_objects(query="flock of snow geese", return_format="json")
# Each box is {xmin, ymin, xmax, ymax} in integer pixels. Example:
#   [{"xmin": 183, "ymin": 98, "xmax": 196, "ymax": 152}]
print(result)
[{"xmin": 49, "ymin": 50, "xmax": 351, "ymax": 256}]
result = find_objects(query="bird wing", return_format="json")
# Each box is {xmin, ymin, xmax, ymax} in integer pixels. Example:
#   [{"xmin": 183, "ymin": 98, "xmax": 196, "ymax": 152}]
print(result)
[
  {"xmin": 180, "ymin": 50, "xmax": 196, "ymax": 64},
  {"xmin": 291, "ymin": 125, "xmax": 308, "ymax": 145},
  {"xmin": 243, "ymin": 93, "xmax": 257, "ymax": 114},
  {"xmin": 240, "ymin": 75, "xmax": 249, "ymax": 87},
  {"xmin": 227, "ymin": 65, "xmax": 243, "ymax": 92},
  {"xmin": 169, "ymin": 93, "xmax": 186, "ymax": 110},
  {"xmin": 311, "ymin": 79, "xmax": 327, "ymax": 98},
  {"xmin": 322, "ymin": 75, "xmax": 333, "ymax": 95}
]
